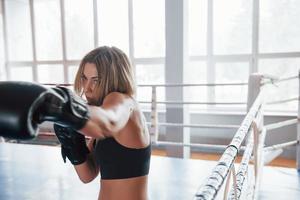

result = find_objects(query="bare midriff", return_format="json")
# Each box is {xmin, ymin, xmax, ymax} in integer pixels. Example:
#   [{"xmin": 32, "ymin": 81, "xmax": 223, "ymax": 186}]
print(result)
[{"xmin": 98, "ymin": 175, "xmax": 148, "ymax": 200}]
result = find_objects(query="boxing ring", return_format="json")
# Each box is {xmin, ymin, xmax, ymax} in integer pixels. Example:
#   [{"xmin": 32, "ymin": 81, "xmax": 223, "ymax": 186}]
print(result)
[
  {"xmin": 141, "ymin": 73, "xmax": 300, "ymax": 199},
  {"xmin": 0, "ymin": 73, "xmax": 300, "ymax": 199}
]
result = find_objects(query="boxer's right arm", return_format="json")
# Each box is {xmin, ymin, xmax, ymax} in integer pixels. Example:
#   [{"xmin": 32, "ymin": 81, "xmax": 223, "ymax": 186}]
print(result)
[
  {"xmin": 34, "ymin": 86, "xmax": 90, "ymax": 130},
  {"xmin": 0, "ymin": 81, "xmax": 89, "ymax": 140}
]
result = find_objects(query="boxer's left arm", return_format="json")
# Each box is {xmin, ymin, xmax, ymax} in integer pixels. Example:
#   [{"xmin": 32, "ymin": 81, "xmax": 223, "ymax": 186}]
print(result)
[
  {"xmin": 53, "ymin": 124, "xmax": 99, "ymax": 183},
  {"xmin": 74, "ymin": 138, "xmax": 100, "ymax": 183},
  {"xmin": 53, "ymin": 124, "xmax": 90, "ymax": 165}
]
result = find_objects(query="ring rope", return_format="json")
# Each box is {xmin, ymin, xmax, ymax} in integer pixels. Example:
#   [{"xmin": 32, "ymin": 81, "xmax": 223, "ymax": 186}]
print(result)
[
  {"xmin": 264, "ymin": 119, "xmax": 298, "ymax": 131},
  {"xmin": 265, "ymin": 96, "xmax": 299, "ymax": 105}
]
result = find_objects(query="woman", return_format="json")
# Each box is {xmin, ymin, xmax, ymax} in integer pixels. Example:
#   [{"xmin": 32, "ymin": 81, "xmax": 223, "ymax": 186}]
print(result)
[{"xmin": 63, "ymin": 46, "xmax": 151, "ymax": 200}]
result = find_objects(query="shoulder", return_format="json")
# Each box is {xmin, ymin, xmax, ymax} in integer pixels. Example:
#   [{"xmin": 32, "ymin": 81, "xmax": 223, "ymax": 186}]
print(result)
[{"xmin": 102, "ymin": 92, "xmax": 135, "ymax": 107}]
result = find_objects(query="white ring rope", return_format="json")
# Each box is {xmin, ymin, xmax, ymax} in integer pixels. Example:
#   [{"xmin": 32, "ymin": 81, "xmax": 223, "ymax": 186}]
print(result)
[
  {"xmin": 139, "ymin": 101, "xmax": 246, "ymax": 105},
  {"xmin": 138, "ymin": 82, "xmax": 248, "ymax": 87},
  {"xmin": 224, "ymin": 164, "xmax": 237, "ymax": 200},
  {"xmin": 152, "ymin": 141, "xmax": 229, "ymax": 151},
  {"xmin": 228, "ymin": 130, "xmax": 254, "ymax": 200},
  {"xmin": 264, "ymin": 140, "xmax": 298, "ymax": 152},
  {"xmin": 194, "ymin": 92, "xmax": 263, "ymax": 200},
  {"xmin": 41, "ymin": 74, "xmax": 297, "ymax": 89},
  {"xmin": 276, "ymin": 75, "xmax": 299, "ymax": 83},
  {"xmin": 265, "ymin": 96, "xmax": 299, "ymax": 105},
  {"xmin": 146, "ymin": 122, "xmax": 239, "ymax": 129},
  {"xmin": 262, "ymin": 75, "xmax": 299, "ymax": 85},
  {"xmin": 265, "ymin": 119, "xmax": 298, "ymax": 131}
]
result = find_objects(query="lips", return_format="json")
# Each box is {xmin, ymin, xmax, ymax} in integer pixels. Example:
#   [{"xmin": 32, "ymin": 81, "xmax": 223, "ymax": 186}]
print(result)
[
  {"xmin": 84, "ymin": 93, "xmax": 92, "ymax": 100},
  {"xmin": 85, "ymin": 96, "xmax": 96, "ymax": 105},
  {"xmin": 86, "ymin": 97, "xmax": 92, "ymax": 102}
]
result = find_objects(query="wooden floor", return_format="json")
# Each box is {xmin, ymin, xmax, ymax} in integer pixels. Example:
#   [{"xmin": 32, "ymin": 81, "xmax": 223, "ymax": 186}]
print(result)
[{"xmin": 152, "ymin": 149, "xmax": 296, "ymax": 168}]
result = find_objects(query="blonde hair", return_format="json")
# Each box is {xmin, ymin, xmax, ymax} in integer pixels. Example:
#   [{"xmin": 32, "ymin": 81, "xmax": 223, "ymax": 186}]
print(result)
[{"xmin": 74, "ymin": 46, "xmax": 136, "ymax": 106}]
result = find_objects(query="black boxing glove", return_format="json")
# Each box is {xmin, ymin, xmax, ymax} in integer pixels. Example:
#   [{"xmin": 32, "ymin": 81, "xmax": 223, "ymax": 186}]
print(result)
[
  {"xmin": 53, "ymin": 123, "xmax": 90, "ymax": 165},
  {"xmin": 0, "ymin": 81, "xmax": 89, "ymax": 140},
  {"xmin": 0, "ymin": 81, "xmax": 47, "ymax": 139},
  {"xmin": 34, "ymin": 86, "xmax": 89, "ymax": 130}
]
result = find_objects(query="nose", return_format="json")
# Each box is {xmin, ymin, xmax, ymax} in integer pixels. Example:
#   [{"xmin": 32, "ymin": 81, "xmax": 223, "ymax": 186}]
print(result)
[{"xmin": 83, "ymin": 80, "xmax": 93, "ymax": 93}]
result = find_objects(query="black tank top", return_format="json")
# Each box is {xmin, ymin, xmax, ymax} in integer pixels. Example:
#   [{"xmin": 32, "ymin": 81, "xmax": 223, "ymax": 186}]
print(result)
[{"xmin": 94, "ymin": 137, "xmax": 151, "ymax": 180}]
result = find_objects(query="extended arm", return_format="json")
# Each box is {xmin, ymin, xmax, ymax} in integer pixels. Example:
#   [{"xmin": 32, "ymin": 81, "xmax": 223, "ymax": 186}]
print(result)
[
  {"xmin": 0, "ymin": 81, "xmax": 133, "ymax": 141},
  {"xmin": 79, "ymin": 92, "xmax": 134, "ymax": 139}
]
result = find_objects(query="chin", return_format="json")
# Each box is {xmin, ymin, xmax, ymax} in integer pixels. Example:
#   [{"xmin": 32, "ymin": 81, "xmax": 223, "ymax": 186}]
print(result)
[{"xmin": 87, "ymin": 98, "xmax": 98, "ymax": 105}]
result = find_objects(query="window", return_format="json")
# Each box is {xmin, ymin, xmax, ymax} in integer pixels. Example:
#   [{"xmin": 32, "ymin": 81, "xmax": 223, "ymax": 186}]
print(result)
[
  {"xmin": 68, "ymin": 65, "xmax": 79, "ymax": 84},
  {"xmin": 259, "ymin": 58, "xmax": 300, "ymax": 112},
  {"xmin": 10, "ymin": 66, "xmax": 33, "ymax": 81},
  {"xmin": 132, "ymin": 0, "xmax": 165, "ymax": 105},
  {"xmin": 0, "ymin": 3, "xmax": 5, "ymax": 81},
  {"xmin": 189, "ymin": 0, "xmax": 207, "ymax": 56},
  {"xmin": 1, "ymin": 0, "xmax": 166, "ymax": 112},
  {"xmin": 184, "ymin": 61, "xmax": 207, "ymax": 109},
  {"xmin": 34, "ymin": 0, "xmax": 62, "ymax": 60},
  {"xmin": 136, "ymin": 64, "xmax": 165, "ymax": 102},
  {"xmin": 5, "ymin": 0, "xmax": 33, "ymax": 61},
  {"xmin": 64, "ymin": 0, "xmax": 94, "ymax": 60},
  {"xmin": 37, "ymin": 64, "xmax": 64, "ymax": 84},
  {"xmin": 215, "ymin": 62, "xmax": 248, "ymax": 108},
  {"xmin": 260, "ymin": 0, "xmax": 300, "ymax": 53},
  {"xmin": 188, "ymin": 0, "xmax": 299, "ymax": 113},
  {"xmin": 213, "ymin": 0, "xmax": 252, "ymax": 54},
  {"xmin": 98, "ymin": 0, "xmax": 129, "ymax": 55},
  {"xmin": 132, "ymin": 0, "xmax": 165, "ymax": 58},
  {"xmin": 1, "ymin": 0, "xmax": 299, "ymax": 113}
]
